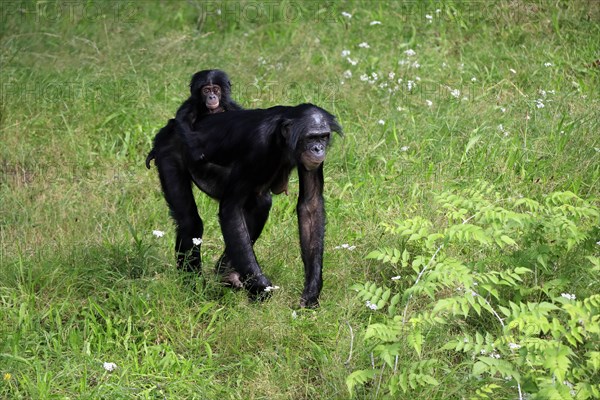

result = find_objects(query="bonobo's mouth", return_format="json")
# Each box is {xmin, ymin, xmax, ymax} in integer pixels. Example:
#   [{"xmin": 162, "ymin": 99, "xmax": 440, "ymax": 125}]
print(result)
[
  {"xmin": 303, "ymin": 159, "xmax": 324, "ymax": 171},
  {"xmin": 206, "ymin": 100, "xmax": 220, "ymax": 110}
]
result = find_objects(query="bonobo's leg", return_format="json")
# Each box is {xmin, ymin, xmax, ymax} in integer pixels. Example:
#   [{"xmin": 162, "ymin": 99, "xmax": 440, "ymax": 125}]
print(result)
[
  {"xmin": 218, "ymin": 190, "xmax": 273, "ymax": 296},
  {"xmin": 216, "ymin": 193, "xmax": 272, "ymax": 288},
  {"xmin": 156, "ymin": 152, "xmax": 203, "ymax": 273},
  {"xmin": 297, "ymin": 165, "xmax": 325, "ymax": 308}
]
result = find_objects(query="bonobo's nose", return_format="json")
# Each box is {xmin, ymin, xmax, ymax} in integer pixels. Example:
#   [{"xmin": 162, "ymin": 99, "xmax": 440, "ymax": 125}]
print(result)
[{"xmin": 311, "ymin": 143, "xmax": 324, "ymax": 154}]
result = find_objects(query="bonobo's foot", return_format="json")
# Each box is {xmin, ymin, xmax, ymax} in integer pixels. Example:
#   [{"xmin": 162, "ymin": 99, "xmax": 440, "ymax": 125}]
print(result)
[
  {"xmin": 224, "ymin": 271, "xmax": 244, "ymax": 289},
  {"xmin": 300, "ymin": 289, "xmax": 320, "ymax": 308},
  {"xmin": 299, "ymin": 297, "xmax": 319, "ymax": 309},
  {"xmin": 245, "ymin": 273, "xmax": 273, "ymax": 302},
  {"xmin": 214, "ymin": 254, "xmax": 243, "ymax": 289}
]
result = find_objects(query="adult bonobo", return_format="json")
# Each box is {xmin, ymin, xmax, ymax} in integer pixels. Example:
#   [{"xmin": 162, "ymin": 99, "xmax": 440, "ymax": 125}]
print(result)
[
  {"xmin": 146, "ymin": 69, "xmax": 242, "ymax": 273},
  {"xmin": 178, "ymin": 104, "xmax": 342, "ymax": 307}
]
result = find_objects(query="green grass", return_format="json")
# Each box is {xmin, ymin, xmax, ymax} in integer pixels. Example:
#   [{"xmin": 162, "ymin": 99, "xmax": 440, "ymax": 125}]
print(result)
[{"xmin": 1, "ymin": 1, "xmax": 599, "ymax": 398}]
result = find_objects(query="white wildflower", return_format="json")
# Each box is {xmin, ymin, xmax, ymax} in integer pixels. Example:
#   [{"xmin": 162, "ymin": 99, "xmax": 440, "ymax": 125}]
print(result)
[
  {"xmin": 391, "ymin": 275, "xmax": 401, "ymax": 281},
  {"xmin": 370, "ymin": 21, "xmax": 382, "ymax": 26},
  {"xmin": 425, "ymin": 99, "xmax": 433, "ymax": 107},
  {"xmin": 450, "ymin": 88, "xmax": 460, "ymax": 98},
  {"xmin": 343, "ymin": 70, "xmax": 352, "ymax": 79},
  {"xmin": 346, "ymin": 57, "xmax": 358, "ymax": 66},
  {"xmin": 192, "ymin": 237, "xmax": 202, "ymax": 246},
  {"xmin": 564, "ymin": 380, "xmax": 576, "ymax": 396},
  {"xmin": 264, "ymin": 286, "xmax": 280, "ymax": 292},
  {"xmin": 359, "ymin": 74, "xmax": 368, "ymax": 81},
  {"xmin": 561, "ymin": 293, "xmax": 576, "ymax": 300},
  {"xmin": 442, "ymin": 62, "xmax": 448, "ymax": 68},
  {"xmin": 436, "ymin": 9, "xmax": 441, "ymax": 14},
  {"xmin": 498, "ymin": 124, "xmax": 509, "ymax": 136},
  {"xmin": 426, "ymin": 14, "xmax": 433, "ymax": 22},
  {"xmin": 388, "ymin": 71, "xmax": 395, "ymax": 80},
  {"xmin": 404, "ymin": 49, "xmax": 416, "ymax": 57},
  {"xmin": 358, "ymin": 42, "xmax": 370, "ymax": 48},
  {"xmin": 407, "ymin": 80, "xmax": 415, "ymax": 91},
  {"xmin": 463, "ymin": 338, "xmax": 469, "ymax": 343},
  {"xmin": 535, "ymin": 99, "xmax": 545, "ymax": 108},
  {"xmin": 371, "ymin": 72, "xmax": 378, "ymax": 80},
  {"xmin": 378, "ymin": 119, "xmax": 385, "ymax": 125},
  {"xmin": 596, "ymin": 240, "xmax": 600, "ymax": 244},
  {"xmin": 508, "ymin": 342, "xmax": 521, "ymax": 350},
  {"xmin": 152, "ymin": 230, "xmax": 165, "ymax": 238},
  {"xmin": 544, "ymin": 62, "xmax": 553, "ymax": 67},
  {"xmin": 500, "ymin": 107, "xmax": 506, "ymax": 113},
  {"xmin": 341, "ymin": 11, "xmax": 352, "ymax": 18},
  {"xmin": 341, "ymin": 49, "xmax": 351, "ymax": 57},
  {"xmin": 490, "ymin": 352, "xmax": 501, "ymax": 359},
  {"xmin": 103, "ymin": 362, "xmax": 117, "ymax": 372},
  {"xmin": 366, "ymin": 300, "xmax": 378, "ymax": 310},
  {"xmin": 471, "ymin": 77, "xmax": 477, "ymax": 82},
  {"xmin": 400, "ymin": 146, "xmax": 409, "ymax": 152},
  {"xmin": 480, "ymin": 349, "xmax": 487, "ymax": 355},
  {"xmin": 335, "ymin": 243, "xmax": 356, "ymax": 250},
  {"xmin": 509, "ymin": 68, "xmax": 517, "ymax": 74},
  {"xmin": 291, "ymin": 310, "xmax": 298, "ymax": 319}
]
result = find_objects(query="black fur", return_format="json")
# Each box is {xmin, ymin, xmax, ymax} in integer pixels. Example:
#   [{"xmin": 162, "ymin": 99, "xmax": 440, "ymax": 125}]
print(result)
[{"xmin": 178, "ymin": 103, "xmax": 342, "ymax": 307}]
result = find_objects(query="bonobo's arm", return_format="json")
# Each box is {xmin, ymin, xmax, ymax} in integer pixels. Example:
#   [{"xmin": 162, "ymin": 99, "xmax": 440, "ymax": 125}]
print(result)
[{"xmin": 296, "ymin": 164, "xmax": 325, "ymax": 308}]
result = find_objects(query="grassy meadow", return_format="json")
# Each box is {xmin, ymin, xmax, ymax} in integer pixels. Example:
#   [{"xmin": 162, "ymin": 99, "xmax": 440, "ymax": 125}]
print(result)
[{"xmin": 1, "ymin": 1, "xmax": 599, "ymax": 398}]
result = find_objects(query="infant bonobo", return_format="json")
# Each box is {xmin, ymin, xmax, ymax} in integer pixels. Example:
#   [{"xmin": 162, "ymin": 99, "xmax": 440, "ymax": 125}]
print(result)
[{"xmin": 145, "ymin": 69, "xmax": 241, "ymax": 169}]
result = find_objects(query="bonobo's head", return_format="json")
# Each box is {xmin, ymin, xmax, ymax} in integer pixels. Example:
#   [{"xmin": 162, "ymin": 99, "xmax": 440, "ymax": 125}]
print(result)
[
  {"xmin": 189, "ymin": 69, "xmax": 233, "ymax": 113},
  {"xmin": 282, "ymin": 104, "xmax": 343, "ymax": 171}
]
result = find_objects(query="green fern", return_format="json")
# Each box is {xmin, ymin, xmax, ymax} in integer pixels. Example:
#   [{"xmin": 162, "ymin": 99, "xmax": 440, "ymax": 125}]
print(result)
[{"xmin": 350, "ymin": 183, "xmax": 600, "ymax": 398}]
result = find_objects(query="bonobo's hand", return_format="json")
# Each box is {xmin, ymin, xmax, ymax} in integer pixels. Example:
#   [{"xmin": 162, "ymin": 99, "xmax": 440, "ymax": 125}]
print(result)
[{"xmin": 245, "ymin": 273, "xmax": 274, "ymax": 302}]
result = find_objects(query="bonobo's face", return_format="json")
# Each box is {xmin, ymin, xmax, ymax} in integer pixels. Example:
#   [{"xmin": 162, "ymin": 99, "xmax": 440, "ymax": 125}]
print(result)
[
  {"xmin": 299, "ymin": 112, "xmax": 331, "ymax": 171},
  {"xmin": 201, "ymin": 84, "xmax": 222, "ymax": 110}
]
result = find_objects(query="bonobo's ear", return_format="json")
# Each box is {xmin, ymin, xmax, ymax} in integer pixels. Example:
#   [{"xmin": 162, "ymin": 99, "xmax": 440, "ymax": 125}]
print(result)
[
  {"xmin": 281, "ymin": 119, "xmax": 302, "ymax": 151},
  {"xmin": 327, "ymin": 115, "xmax": 343, "ymax": 136}
]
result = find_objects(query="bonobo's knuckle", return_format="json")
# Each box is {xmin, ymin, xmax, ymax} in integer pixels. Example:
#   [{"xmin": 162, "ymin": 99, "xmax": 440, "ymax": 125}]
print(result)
[{"xmin": 246, "ymin": 274, "xmax": 274, "ymax": 302}]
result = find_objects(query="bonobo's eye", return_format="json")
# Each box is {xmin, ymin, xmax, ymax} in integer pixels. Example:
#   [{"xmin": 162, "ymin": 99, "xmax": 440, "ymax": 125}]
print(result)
[
  {"xmin": 202, "ymin": 87, "xmax": 211, "ymax": 94},
  {"xmin": 213, "ymin": 87, "xmax": 221, "ymax": 95},
  {"xmin": 313, "ymin": 132, "xmax": 331, "ymax": 141}
]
